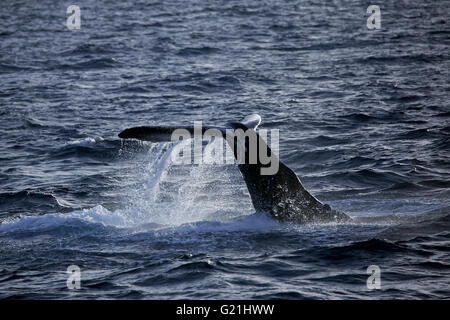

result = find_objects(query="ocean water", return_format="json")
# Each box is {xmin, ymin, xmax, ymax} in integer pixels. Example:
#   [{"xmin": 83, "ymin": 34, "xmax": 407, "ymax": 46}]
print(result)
[{"xmin": 0, "ymin": 0, "xmax": 449, "ymax": 299}]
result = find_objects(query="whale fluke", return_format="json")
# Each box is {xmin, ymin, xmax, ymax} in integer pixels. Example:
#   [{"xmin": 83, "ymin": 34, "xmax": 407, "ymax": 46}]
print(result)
[
  {"xmin": 118, "ymin": 114, "xmax": 351, "ymax": 224},
  {"xmin": 240, "ymin": 114, "xmax": 261, "ymax": 130}
]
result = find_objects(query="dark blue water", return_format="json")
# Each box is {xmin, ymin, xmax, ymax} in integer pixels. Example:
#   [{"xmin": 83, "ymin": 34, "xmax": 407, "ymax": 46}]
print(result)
[{"xmin": 0, "ymin": 0, "xmax": 449, "ymax": 299}]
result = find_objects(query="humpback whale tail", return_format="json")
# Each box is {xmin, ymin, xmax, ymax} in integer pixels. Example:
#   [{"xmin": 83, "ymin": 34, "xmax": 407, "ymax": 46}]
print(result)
[
  {"xmin": 118, "ymin": 114, "xmax": 351, "ymax": 224},
  {"xmin": 118, "ymin": 114, "xmax": 261, "ymax": 141}
]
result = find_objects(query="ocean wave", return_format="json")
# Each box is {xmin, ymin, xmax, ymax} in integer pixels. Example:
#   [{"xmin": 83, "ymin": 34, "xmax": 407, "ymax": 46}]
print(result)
[
  {"xmin": 176, "ymin": 46, "xmax": 221, "ymax": 56},
  {"xmin": 317, "ymin": 168, "xmax": 408, "ymax": 188},
  {"xmin": 58, "ymin": 43, "xmax": 123, "ymax": 56},
  {"xmin": 355, "ymin": 53, "xmax": 447, "ymax": 64},
  {"xmin": 2, "ymin": 202, "xmax": 448, "ymax": 241},
  {"xmin": 0, "ymin": 205, "xmax": 126, "ymax": 234},
  {"xmin": 395, "ymin": 128, "xmax": 436, "ymax": 140},
  {"xmin": 49, "ymin": 137, "xmax": 120, "ymax": 160},
  {"xmin": 338, "ymin": 113, "xmax": 377, "ymax": 122},
  {"xmin": 53, "ymin": 57, "xmax": 120, "ymax": 70},
  {"xmin": 0, "ymin": 190, "xmax": 71, "ymax": 218},
  {"xmin": 378, "ymin": 207, "xmax": 450, "ymax": 241},
  {"xmin": 0, "ymin": 63, "xmax": 31, "ymax": 74},
  {"xmin": 0, "ymin": 204, "xmax": 276, "ymax": 236},
  {"xmin": 302, "ymin": 135, "xmax": 349, "ymax": 147}
]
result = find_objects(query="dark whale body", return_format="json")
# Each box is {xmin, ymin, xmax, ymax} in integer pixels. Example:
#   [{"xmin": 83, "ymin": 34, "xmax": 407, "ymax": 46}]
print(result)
[{"xmin": 119, "ymin": 115, "xmax": 351, "ymax": 224}]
